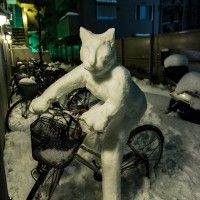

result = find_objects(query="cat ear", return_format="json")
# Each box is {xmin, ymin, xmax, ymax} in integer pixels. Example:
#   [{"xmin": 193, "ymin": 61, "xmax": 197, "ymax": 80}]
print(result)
[
  {"xmin": 80, "ymin": 27, "xmax": 92, "ymax": 42},
  {"xmin": 103, "ymin": 28, "xmax": 115, "ymax": 45}
]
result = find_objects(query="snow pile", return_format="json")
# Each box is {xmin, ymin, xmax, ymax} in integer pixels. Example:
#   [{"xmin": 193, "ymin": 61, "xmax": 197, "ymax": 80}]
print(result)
[
  {"xmin": 164, "ymin": 54, "xmax": 188, "ymax": 68},
  {"xmin": 16, "ymin": 61, "xmax": 23, "ymax": 65},
  {"xmin": 140, "ymin": 103, "xmax": 161, "ymax": 126},
  {"xmin": 19, "ymin": 73, "xmax": 28, "ymax": 79},
  {"xmin": 175, "ymin": 72, "xmax": 200, "ymax": 95},
  {"xmin": 45, "ymin": 66, "xmax": 59, "ymax": 71},
  {"xmin": 48, "ymin": 61, "xmax": 60, "ymax": 67},
  {"xmin": 59, "ymin": 12, "xmax": 79, "ymax": 21},
  {"xmin": 4, "ymin": 131, "xmax": 37, "ymax": 200},
  {"xmin": 174, "ymin": 72, "xmax": 200, "ymax": 110},
  {"xmin": 8, "ymin": 94, "xmax": 38, "ymax": 131},
  {"xmin": 133, "ymin": 77, "xmax": 169, "ymax": 97},
  {"xmin": 19, "ymin": 64, "xmax": 26, "ymax": 69},
  {"xmin": 8, "ymin": 109, "xmax": 37, "ymax": 131},
  {"xmin": 161, "ymin": 48, "xmax": 169, "ymax": 52},
  {"xmin": 19, "ymin": 77, "xmax": 36, "ymax": 85},
  {"xmin": 47, "ymin": 62, "xmax": 55, "ymax": 67},
  {"xmin": 46, "ymin": 62, "xmax": 74, "ymax": 72},
  {"xmin": 40, "ymin": 149, "xmax": 73, "ymax": 165},
  {"xmin": 190, "ymin": 96, "xmax": 200, "ymax": 110}
]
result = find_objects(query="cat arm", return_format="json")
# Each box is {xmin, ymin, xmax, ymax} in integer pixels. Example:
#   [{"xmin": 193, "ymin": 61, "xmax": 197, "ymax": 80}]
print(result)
[
  {"xmin": 30, "ymin": 64, "xmax": 86, "ymax": 113},
  {"xmin": 81, "ymin": 67, "xmax": 129, "ymax": 133}
]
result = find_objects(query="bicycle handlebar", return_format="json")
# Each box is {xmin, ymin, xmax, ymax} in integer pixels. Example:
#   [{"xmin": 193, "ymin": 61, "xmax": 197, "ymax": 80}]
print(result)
[
  {"xmin": 31, "ymin": 100, "xmax": 103, "ymax": 135},
  {"xmin": 48, "ymin": 105, "xmax": 103, "ymax": 135}
]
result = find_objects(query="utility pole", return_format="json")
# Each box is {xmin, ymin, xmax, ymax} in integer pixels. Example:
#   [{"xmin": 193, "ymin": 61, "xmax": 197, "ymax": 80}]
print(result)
[
  {"xmin": 149, "ymin": 3, "xmax": 155, "ymax": 82},
  {"xmin": 36, "ymin": 5, "xmax": 43, "ymax": 66}
]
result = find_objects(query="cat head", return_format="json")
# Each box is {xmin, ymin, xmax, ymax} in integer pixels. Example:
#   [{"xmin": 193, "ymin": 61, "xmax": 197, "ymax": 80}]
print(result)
[{"xmin": 80, "ymin": 27, "xmax": 117, "ymax": 76}]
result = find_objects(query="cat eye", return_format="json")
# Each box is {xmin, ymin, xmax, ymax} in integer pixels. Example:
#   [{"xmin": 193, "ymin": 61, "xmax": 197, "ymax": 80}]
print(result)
[{"xmin": 98, "ymin": 45, "xmax": 111, "ymax": 56}]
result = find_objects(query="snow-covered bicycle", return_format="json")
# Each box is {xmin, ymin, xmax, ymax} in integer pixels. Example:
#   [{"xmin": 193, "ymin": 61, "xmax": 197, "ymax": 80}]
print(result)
[
  {"xmin": 6, "ymin": 60, "xmax": 66, "ymax": 132},
  {"xmin": 27, "ymin": 89, "xmax": 164, "ymax": 200}
]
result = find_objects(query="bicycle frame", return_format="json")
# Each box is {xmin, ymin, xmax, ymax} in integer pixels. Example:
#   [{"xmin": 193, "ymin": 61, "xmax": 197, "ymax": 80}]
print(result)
[
  {"xmin": 74, "ymin": 143, "xmax": 150, "ymax": 178},
  {"xmin": 75, "ymin": 144, "xmax": 101, "ymax": 175},
  {"xmin": 27, "ymin": 103, "xmax": 164, "ymax": 199}
]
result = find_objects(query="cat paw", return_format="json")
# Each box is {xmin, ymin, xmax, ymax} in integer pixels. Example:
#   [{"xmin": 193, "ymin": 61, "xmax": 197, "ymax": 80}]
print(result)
[
  {"xmin": 80, "ymin": 112, "xmax": 108, "ymax": 133},
  {"xmin": 93, "ymin": 116, "xmax": 108, "ymax": 133}
]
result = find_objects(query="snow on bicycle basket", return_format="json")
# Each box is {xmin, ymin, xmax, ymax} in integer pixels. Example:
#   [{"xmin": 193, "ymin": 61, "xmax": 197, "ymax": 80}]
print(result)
[
  {"xmin": 18, "ymin": 78, "xmax": 38, "ymax": 100},
  {"xmin": 30, "ymin": 115, "xmax": 86, "ymax": 168}
]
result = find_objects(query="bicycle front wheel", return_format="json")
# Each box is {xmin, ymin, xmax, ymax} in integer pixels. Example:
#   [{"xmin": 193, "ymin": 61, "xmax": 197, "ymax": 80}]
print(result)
[
  {"xmin": 5, "ymin": 98, "xmax": 37, "ymax": 132},
  {"xmin": 125, "ymin": 125, "xmax": 164, "ymax": 170},
  {"xmin": 27, "ymin": 166, "xmax": 64, "ymax": 200}
]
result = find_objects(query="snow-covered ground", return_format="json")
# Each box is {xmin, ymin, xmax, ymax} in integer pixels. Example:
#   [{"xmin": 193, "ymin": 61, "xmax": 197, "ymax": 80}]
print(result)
[{"xmin": 4, "ymin": 79, "xmax": 200, "ymax": 200}]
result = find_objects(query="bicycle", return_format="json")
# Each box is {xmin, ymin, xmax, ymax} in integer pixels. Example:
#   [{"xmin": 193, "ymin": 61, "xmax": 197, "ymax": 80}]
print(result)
[
  {"xmin": 6, "ymin": 80, "xmax": 39, "ymax": 132},
  {"xmin": 8, "ymin": 60, "xmax": 33, "ymax": 107},
  {"xmin": 26, "ymin": 92, "xmax": 164, "ymax": 200},
  {"xmin": 6, "ymin": 59, "xmax": 67, "ymax": 132}
]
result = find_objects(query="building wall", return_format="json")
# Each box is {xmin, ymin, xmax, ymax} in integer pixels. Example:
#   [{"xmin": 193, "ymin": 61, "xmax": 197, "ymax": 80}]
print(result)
[
  {"xmin": 79, "ymin": 0, "xmax": 160, "ymax": 38},
  {"xmin": 0, "ymin": 40, "xmax": 9, "ymax": 200},
  {"xmin": 132, "ymin": 0, "xmax": 160, "ymax": 35},
  {"xmin": 11, "ymin": 5, "xmax": 24, "ymax": 28},
  {"xmin": 188, "ymin": 0, "xmax": 200, "ymax": 30},
  {"xmin": 115, "ymin": 29, "xmax": 200, "ymax": 79},
  {"xmin": 160, "ymin": 0, "xmax": 200, "ymax": 33},
  {"xmin": 12, "ymin": 47, "xmax": 51, "ymax": 64}
]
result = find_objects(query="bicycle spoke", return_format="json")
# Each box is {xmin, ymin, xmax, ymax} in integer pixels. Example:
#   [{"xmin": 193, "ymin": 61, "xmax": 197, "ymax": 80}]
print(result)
[
  {"xmin": 137, "ymin": 138, "xmax": 158, "ymax": 152},
  {"xmin": 6, "ymin": 99, "xmax": 37, "ymax": 132},
  {"xmin": 146, "ymin": 144, "xmax": 160, "ymax": 158},
  {"xmin": 125, "ymin": 125, "xmax": 164, "ymax": 172}
]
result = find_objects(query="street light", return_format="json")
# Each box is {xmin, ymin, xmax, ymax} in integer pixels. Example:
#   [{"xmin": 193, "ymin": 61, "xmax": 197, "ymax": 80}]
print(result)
[
  {"xmin": 0, "ymin": 15, "xmax": 7, "ymax": 26},
  {"xmin": 0, "ymin": 8, "xmax": 7, "ymax": 26},
  {"xmin": 5, "ymin": 34, "xmax": 12, "ymax": 44}
]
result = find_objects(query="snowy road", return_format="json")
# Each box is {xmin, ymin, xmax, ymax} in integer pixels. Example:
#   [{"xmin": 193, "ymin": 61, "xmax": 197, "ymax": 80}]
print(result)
[
  {"xmin": 143, "ymin": 93, "xmax": 200, "ymax": 200},
  {"xmin": 4, "ymin": 84, "xmax": 200, "ymax": 200}
]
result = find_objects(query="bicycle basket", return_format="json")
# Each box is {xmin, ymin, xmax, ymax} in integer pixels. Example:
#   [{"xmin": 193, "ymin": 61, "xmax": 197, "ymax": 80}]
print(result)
[
  {"xmin": 18, "ymin": 82, "xmax": 38, "ymax": 100},
  {"xmin": 30, "ymin": 116, "xmax": 85, "ymax": 168}
]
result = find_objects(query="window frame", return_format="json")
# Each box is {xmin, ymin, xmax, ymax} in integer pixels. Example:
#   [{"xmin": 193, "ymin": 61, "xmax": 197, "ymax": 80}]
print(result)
[
  {"xmin": 96, "ymin": 1, "xmax": 117, "ymax": 21},
  {"xmin": 136, "ymin": 3, "xmax": 153, "ymax": 21}
]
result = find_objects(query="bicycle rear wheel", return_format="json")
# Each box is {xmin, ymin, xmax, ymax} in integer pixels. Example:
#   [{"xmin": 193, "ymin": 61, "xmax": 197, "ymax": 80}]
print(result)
[
  {"xmin": 27, "ymin": 165, "xmax": 64, "ymax": 200},
  {"xmin": 8, "ymin": 88, "xmax": 21, "ymax": 108},
  {"xmin": 124, "ymin": 125, "xmax": 164, "ymax": 171},
  {"xmin": 67, "ymin": 88, "xmax": 98, "ymax": 113},
  {"xmin": 5, "ymin": 98, "xmax": 37, "ymax": 132}
]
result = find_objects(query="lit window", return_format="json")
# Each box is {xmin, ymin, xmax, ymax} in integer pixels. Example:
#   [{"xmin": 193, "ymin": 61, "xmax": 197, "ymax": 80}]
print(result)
[
  {"xmin": 136, "ymin": 4, "xmax": 152, "ymax": 21},
  {"xmin": 96, "ymin": 0, "xmax": 117, "ymax": 20}
]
